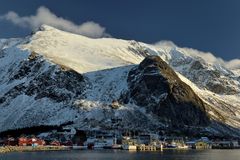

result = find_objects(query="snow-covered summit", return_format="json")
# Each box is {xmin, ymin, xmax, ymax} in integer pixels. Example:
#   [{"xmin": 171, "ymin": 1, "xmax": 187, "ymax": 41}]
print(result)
[
  {"xmin": 21, "ymin": 24, "xmax": 145, "ymax": 73},
  {"xmin": 21, "ymin": 24, "xmax": 240, "ymax": 88},
  {"xmin": 38, "ymin": 24, "xmax": 58, "ymax": 31}
]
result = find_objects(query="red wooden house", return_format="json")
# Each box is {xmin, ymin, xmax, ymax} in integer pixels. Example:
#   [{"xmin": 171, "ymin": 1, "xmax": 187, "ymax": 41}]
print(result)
[
  {"xmin": 50, "ymin": 140, "xmax": 61, "ymax": 146},
  {"xmin": 18, "ymin": 137, "xmax": 45, "ymax": 146}
]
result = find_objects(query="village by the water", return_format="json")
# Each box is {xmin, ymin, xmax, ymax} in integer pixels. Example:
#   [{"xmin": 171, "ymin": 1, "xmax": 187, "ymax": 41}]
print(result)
[{"xmin": 0, "ymin": 118, "xmax": 240, "ymax": 154}]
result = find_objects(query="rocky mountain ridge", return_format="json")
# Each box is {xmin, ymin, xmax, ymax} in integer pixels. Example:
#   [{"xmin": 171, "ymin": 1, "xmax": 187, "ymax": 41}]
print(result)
[{"xmin": 0, "ymin": 25, "xmax": 239, "ymax": 137}]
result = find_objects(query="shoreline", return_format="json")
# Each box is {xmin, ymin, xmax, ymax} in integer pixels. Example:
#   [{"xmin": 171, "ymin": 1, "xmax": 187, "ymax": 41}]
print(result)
[
  {"xmin": 0, "ymin": 146, "xmax": 70, "ymax": 154},
  {"xmin": 1, "ymin": 146, "xmax": 240, "ymax": 154}
]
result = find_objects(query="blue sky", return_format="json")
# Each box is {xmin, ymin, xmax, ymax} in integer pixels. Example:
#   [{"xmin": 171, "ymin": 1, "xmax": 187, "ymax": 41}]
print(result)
[{"xmin": 0, "ymin": 0, "xmax": 239, "ymax": 60}]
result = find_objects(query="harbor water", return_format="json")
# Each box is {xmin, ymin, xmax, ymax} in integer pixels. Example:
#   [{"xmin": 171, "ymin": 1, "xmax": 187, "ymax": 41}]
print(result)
[{"xmin": 0, "ymin": 149, "xmax": 240, "ymax": 160}]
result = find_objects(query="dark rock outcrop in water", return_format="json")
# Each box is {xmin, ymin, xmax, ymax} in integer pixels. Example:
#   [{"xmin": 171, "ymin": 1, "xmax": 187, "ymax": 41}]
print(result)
[{"xmin": 122, "ymin": 55, "xmax": 210, "ymax": 128}]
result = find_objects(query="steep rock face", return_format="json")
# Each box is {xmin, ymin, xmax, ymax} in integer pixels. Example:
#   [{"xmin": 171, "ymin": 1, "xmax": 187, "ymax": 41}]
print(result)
[
  {"xmin": 167, "ymin": 48, "xmax": 239, "ymax": 95},
  {"xmin": 123, "ymin": 56, "xmax": 210, "ymax": 128},
  {"xmin": 0, "ymin": 46, "xmax": 86, "ymax": 132},
  {"xmin": 0, "ymin": 52, "xmax": 85, "ymax": 106}
]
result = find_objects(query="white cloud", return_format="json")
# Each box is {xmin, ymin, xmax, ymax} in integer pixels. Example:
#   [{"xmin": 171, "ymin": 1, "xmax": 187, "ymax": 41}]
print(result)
[
  {"xmin": 0, "ymin": 6, "xmax": 110, "ymax": 38},
  {"xmin": 154, "ymin": 40, "xmax": 177, "ymax": 48},
  {"xmin": 154, "ymin": 40, "xmax": 240, "ymax": 70},
  {"xmin": 225, "ymin": 59, "xmax": 240, "ymax": 70},
  {"xmin": 181, "ymin": 48, "xmax": 240, "ymax": 70}
]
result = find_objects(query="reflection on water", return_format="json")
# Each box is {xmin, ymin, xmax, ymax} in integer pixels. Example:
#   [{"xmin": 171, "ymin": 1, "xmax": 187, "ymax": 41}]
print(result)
[{"xmin": 0, "ymin": 149, "xmax": 239, "ymax": 160}]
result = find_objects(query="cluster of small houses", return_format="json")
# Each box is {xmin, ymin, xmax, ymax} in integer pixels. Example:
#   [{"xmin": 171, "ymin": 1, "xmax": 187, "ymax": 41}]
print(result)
[
  {"xmin": 0, "ymin": 130, "xmax": 239, "ymax": 150},
  {"xmin": 0, "ymin": 136, "xmax": 70, "ymax": 147}
]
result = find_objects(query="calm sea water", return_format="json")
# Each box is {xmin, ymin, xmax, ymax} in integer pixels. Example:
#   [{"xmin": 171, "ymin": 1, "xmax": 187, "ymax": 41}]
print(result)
[{"xmin": 0, "ymin": 149, "xmax": 239, "ymax": 160}]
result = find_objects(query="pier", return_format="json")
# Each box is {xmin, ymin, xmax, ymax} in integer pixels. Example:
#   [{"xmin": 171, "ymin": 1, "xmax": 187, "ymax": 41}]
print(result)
[{"xmin": 137, "ymin": 144, "xmax": 157, "ymax": 151}]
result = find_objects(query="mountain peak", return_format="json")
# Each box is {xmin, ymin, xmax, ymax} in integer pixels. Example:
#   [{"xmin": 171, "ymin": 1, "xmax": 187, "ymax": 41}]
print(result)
[
  {"xmin": 38, "ymin": 24, "xmax": 58, "ymax": 31},
  {"xmin": 22, "ymin": 26, "xmax": 145, "ymax": 74}
]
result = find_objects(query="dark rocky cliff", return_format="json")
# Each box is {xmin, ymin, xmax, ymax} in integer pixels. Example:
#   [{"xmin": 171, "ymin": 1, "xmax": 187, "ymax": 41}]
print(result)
[
  {"xmin": 0, "ymin": 52, "xmax": 85, "ymax": 106},
  {"xmin": 122, "ymin": 55, "xmax": 210, "ymax": 128}
]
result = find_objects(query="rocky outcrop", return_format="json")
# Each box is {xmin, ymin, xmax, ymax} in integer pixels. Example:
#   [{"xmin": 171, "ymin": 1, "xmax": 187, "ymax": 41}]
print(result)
[
  {"xmin": 122, "ymin": 56, "xmax": 210, "ymax": 128},
  {"xmin": 174, "ymin": 59, "xmax": 238, "ymax": 95},
  {"xmin": 0, "ymin": 53, "xmax": 85, "ymax": 106}
]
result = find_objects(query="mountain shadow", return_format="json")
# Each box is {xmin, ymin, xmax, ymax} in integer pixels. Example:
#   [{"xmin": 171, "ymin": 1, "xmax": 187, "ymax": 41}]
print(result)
[{"xmin": 120, "ymin": 55, "xmax": 210, "ymax": 129}]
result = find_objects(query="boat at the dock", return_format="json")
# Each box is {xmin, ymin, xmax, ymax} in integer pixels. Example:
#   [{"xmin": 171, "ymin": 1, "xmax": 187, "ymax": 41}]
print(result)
[
  {"xmin": 122, "ymin": 144, "xmax": 137, "ymax": 150},
  {"xmin": 122, "ymin": 136, "xmax": 137, "ymax": 150}
]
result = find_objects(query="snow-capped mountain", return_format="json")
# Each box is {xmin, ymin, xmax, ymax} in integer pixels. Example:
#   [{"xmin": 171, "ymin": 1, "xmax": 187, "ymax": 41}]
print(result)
[{"xmin": 0, "ymin": 25, "xmax": 239, "ymax": 137}]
